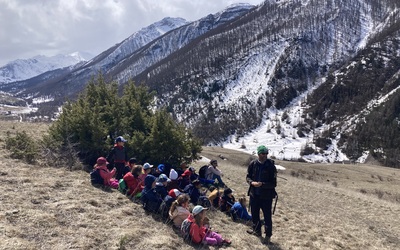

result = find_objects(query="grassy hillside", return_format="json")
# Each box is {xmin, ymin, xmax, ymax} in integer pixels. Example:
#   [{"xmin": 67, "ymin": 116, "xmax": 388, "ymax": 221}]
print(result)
[{"xmin": 1, "ymin": 121, "xmax": 399, "ymax": 249}]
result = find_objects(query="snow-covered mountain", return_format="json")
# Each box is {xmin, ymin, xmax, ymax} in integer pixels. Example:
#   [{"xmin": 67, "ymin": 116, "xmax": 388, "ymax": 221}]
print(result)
[
  {"xmin": 0, "ymin": 17, "xmax": 190, "ymax": 95},
  {"xmin": 84, "ymin": 17, "xmax": 190, "ymax": 72},
  {"xmin": 0, "ymin": 17, "xmax": 191, "ymax": 97},
  {"xmin": 112, "ymin": 3, "xmax": 256, "ymax": 84},
  {"xmin": 0, "ymin": 52, "xmax": 93, "ymax": 84},
  {"xmin": 128, "ymin": 0, "xmax": 400, "ymax": 166},
  {"xmin": 1, "ymin": 4, "xmax": 255, "ymax": 99}
]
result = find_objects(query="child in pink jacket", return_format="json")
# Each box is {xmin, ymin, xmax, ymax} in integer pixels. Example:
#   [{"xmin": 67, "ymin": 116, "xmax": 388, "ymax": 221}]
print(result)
[{"xmin": 95, "ymin": 157, "xmax": 118, "ymax": 189}]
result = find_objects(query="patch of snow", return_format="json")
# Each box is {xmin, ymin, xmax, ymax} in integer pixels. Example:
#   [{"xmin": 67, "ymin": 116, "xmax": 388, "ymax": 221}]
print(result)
[
  {"xmin": 275, "ymin": 165, "xmax": 286, "ymax": 170},
  {"xmin": 198, "ymin": 155, "xmax": 211, "ymax": 164},
  {"xmin": 32, "ymin": 96, "xmax": 54, "ymax": 104},
  {"xmin": 357, "ymin": 151, "xmax": 369, "ymax": 164}
]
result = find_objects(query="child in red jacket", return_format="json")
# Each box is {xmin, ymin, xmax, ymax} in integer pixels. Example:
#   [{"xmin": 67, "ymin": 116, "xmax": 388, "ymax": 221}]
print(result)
[
  {"xmin": 187, "ymin": 205, "xmax": 231, "ymax": 246},
  {"xmin": 123, "ymin": 165, "xmax": 143, "ymax": 197}
]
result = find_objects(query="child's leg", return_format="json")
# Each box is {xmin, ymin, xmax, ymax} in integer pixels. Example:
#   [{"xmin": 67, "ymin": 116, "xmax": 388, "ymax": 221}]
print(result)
[
  {"xmin": 203, "ymin": 236, "xmax": 218, "ymax": 245},
  {"xmin": 204, "ymin": 231, "xmax": 223, "ymax": 245},
  {"xmin": 209, "ymin": 231, "xmax": 223, "ymax": 244},
  {"xmin": 109, "ymin": 179, "xmax": 119, "ymax": 189}
]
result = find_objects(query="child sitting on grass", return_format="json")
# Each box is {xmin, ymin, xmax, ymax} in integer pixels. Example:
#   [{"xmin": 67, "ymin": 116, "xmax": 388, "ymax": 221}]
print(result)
[
  {"xmin": 230, "ymin": 197, "xmax": 252, "ymax": 221},
  {"xmin": 95, "ymin": 157, "xmax": 118, "ymax": 189},
  {"xmin": 123, "ymin": 165, "xmax": 143, "ymax": 198},
  {"xmin": 169, "ymin": 193, "xmax": 190, "ymax": 228},
  {"xmin": 141, "ymin": 175, "xmax": 162, "ymax": 213},
  {"xmin": 186, "ymin": 205, "xmax": 231, "ymax": 246},
  {"xmin": 220, "ymin": 188, "xmax": 235, "ymax": 213}
]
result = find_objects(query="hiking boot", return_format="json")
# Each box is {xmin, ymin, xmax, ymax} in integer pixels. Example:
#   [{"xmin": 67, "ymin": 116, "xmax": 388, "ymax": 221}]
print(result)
[
  {"xmin": 222, "ymin": 239, "xmax": 231, "ymax": 245},
  {"xmin": 246, "ymin": 229, "xmax": 261, "ymax": 237},
  {"xmin": 263, "ymin": 236, "xmax": 271, "ymax": 245}
]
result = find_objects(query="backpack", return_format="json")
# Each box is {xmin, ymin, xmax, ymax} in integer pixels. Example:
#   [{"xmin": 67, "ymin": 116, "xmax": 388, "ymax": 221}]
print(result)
[
  {"xmin": 197, "ymin": 196, "xmax": 212, "ymax": 208},
  {"xmin": 158, "ymin": 196, "xmax": 174, "ymax": 220},
  {"xmin": 90, "ymin": 168, "xmax": 104, "ymax": 185},
  {"xmin": 118, "ymin": 179, "xmax": 128, "ymax": 194},
  {"xmin": 198, "ymin": 165, "xmax": 208, "ymax": 179},
  {"xmin": 158, "ymin": 200, "xmax": 169, "ymax": 219},
  {"xmin": 180, "ymin": 218, "xmax": 193, "ymax": 242}
]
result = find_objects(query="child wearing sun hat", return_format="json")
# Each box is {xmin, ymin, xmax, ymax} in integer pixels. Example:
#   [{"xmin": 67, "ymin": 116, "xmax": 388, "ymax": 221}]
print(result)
[
  {"xmin": 94, "ymin": 157, "xmax": 118, "ymax": 188},
  {"xmin": 186, "ymin": 205, "xmax": 231, "ymax": 246}
]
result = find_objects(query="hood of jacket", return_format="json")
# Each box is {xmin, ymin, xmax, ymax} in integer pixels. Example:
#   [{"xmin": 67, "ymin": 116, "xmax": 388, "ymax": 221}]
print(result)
[{"xmin": 144, "ymin": 175, "xmax": 156, "ymax": 189}]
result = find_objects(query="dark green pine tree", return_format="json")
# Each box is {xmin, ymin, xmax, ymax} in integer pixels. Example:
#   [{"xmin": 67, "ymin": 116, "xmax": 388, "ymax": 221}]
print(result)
[{"xmin": 48, "ymin": 73, "xmax": 202, "ymax": 167}]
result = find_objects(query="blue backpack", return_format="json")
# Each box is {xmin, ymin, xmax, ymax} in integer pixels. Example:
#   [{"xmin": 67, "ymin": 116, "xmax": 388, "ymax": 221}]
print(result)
[{"xmin": 180, "ymin": 218, "xmax": 193, "ymax": 242}]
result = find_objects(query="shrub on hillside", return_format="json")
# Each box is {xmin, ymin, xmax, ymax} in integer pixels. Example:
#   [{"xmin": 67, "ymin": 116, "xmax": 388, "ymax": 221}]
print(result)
[
  {"xmin": 300, "ymin": 146, "xmax": 315, "ymax": 156},
  {"xmin": 47, "ymin": 74, "xmax": 202, "ymax": 167},
  {"xmin": 5, "ymin": 131, "xmax": 38, "ymax": 164},
  {"xmin": 315, "ymin": 137, "xmax": 331, "ymax": 150},
  {"xmin": 41, "ymin": 133, "xmax": 81, "ymax": 170}
]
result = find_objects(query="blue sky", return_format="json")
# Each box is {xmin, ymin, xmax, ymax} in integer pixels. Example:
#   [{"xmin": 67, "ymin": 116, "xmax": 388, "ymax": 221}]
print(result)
[{"xmin": 0, "ymin": 0, "xmax": 264, "ymax": 66}]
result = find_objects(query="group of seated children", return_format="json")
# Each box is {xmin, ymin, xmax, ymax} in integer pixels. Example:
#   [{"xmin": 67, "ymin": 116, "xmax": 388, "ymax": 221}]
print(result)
[{"xmin": 90, "ymin": 136, "xmax": 255, "ymax": 246}]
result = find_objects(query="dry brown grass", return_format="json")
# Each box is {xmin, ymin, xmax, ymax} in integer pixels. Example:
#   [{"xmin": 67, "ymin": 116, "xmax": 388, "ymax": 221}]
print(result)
[
  {"xmin": 0, "ymin": 123, "xmax": 400, "ymax": 249},
  {"xmin": 197, "ymin": 147, "xmax": 400, "ymax": 250}
]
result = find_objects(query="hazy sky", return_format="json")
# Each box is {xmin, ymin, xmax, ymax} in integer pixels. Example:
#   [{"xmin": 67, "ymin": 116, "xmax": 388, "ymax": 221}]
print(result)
[{"xmin": 0, "ymin": 0, "xmax": 264, "ymax": 66}]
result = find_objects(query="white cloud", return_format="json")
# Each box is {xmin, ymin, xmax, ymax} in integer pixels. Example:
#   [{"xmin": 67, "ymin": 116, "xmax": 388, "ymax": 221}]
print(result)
[{"xmin": 0, "ymin": 0, "xmax": 264, "ymax": 66}]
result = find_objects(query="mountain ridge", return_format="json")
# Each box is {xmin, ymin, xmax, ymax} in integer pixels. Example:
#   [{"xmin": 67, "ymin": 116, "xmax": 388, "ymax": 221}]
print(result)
[
  {"xmin": 0, "ymin": 52, "xmax": 93, "ymax": 84},
  {"xmin": 2, "ymin": 0, "xmax": 400, "ymax": 167}
]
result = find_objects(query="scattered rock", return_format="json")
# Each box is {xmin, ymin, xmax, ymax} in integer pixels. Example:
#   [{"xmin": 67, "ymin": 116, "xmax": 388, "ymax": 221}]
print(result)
[
  {"xmin": 219, "ymin": 154, "xmax": 227, "ymax": 160},
  {"xmin": 31, "ymin": 199, "xmax": 41, "ymax": 204},
  {"xmin": 5, "ymin": 209, "xmax": 19, "ymax": 216}
]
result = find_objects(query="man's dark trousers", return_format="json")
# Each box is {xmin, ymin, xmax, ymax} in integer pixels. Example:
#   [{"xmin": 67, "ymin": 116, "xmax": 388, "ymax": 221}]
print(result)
[{"xmin": 250, "ymin": 195, "xmax": 273, "ymax": 237}]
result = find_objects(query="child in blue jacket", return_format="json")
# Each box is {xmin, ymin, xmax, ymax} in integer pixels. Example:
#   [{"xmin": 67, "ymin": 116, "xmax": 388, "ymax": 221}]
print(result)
[
  {"xmin": 141, "ymin": 175, "xmax": 162, "ymax": 213},
  {"xmin": 230, "ymin": 197, "xmax": 252, "ymax": 221}
]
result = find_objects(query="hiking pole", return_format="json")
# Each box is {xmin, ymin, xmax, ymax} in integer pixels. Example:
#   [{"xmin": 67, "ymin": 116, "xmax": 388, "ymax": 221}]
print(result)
[
  {"xmin": 272, "ymin": 193, "xmax": 278, "ymax": 215},
  {"xmin": 277, "ymin": 176, "xmax": 288, "ymax": 181}
]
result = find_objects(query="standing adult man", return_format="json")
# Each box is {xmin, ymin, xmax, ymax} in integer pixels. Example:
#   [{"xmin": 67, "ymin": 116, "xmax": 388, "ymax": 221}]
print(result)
[{"xmin": 246, "ymin": 145, "xmax": 277, "ymax": 244}]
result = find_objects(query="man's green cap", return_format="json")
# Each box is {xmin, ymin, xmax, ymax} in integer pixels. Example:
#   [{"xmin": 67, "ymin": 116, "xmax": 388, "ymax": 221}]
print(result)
[{"xmin": 257, "ymin": 145, "xmax": 269, "ymax": 155}]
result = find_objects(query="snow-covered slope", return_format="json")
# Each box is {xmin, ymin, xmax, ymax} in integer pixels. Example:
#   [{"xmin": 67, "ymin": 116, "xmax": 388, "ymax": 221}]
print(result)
[
  {"xmin": 111, "ymin": 4, "xmax": 256, "ymax": 85},
  {"xmin": 0, "ymin": 52, "xmax": 93, "ymax": 84},
  {"xmin": 85, "ymin": 17, "xmax": 189, "ymax": 72},
  {"xmin": 129, "ymin": 0, "xmax": 400, "ymax": 165},
  {"xmin": 6, "ymin": 4, "xmax": 255, "ymax": 99}
]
